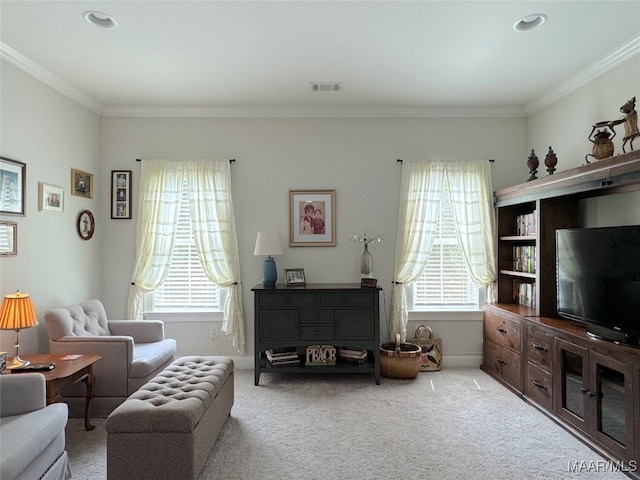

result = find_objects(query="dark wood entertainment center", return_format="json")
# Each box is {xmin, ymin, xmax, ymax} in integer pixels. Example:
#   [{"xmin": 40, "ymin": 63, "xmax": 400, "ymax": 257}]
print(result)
[{"xmin": 483, "ymin": 150, "xmax": 640, "ymax": 476}]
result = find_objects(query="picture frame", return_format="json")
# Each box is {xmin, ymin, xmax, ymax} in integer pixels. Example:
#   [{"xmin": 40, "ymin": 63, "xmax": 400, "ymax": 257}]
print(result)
[
  {"xmin": 284, "ymin": 268, "xmax": 306, "ymax": 286},
  {"xmin": 111, "ymin": 170, "xmax": 132, "ymax": 219},
  {"xmin": 289, "ymin": 189, "xmax": 336, "ymax": 247},
  {"xmin": 38, "ymin": 183, "xmax": 64, "ymax": 213},
  {"xmin": 361, "ymin": 277, "xmax": 378, "ymax": 288},
  {"xmin": 0, "ymin": 221, "xmax": 17, "ymax": 256},
  {"xmin": 0, "ymin": 157, "xmax": 26, "ymax": 216},
  {"xmin": 71, "ymin": 168, "xmax": 94, "ymax": 199},
  {"xmin": 77, "ymin": 209, "xmax": 95, "ymax": 240}
]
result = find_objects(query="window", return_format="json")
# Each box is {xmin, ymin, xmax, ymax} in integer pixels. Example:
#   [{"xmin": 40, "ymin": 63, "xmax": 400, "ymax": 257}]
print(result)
[
  {"xmin": 410, "ymin": 177, "xmax": 479, "ymax": 310},
  {"xmin": 147, "ymin": 177, "xmax": 222, "ymax": 312}
]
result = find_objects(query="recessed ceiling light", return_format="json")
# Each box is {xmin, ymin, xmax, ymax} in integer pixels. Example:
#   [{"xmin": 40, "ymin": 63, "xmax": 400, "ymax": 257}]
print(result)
[
  {"xmin": 513, "ymin": 13, "xmax": 547, "ymax": 32},
  {"xmin": 83, "ymin": 10, "xmax": 117, "ymax": 29}
]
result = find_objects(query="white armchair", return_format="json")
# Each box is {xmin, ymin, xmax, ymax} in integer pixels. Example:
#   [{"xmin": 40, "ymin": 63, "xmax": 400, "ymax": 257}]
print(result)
[{"xmin": 44, "ymin": 299, "xmax": 176, "ymax": 417}]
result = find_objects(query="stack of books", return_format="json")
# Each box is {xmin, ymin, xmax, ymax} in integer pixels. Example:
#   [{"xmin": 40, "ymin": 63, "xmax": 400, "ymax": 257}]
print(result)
[
  {"xmin": 338, "ymin": 348, "xmax": 369, "ymax": 364},
  {"xmin": 265, "ymin": 348, "xmax": 299, "ymax": 366}
]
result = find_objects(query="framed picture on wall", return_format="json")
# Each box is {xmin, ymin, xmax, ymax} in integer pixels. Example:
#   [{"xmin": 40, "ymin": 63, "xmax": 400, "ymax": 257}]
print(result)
[
  {"xmin": 71, "ymin": 168, "xmax": 94, "ymax": 199},
  {"xmin": 289, "ymin": 189, "xmax": 336, "ymax": 247},
  {"xmin": 0, "ymin": 221, "xmax": 17, "ymax": 256},
  {"xmin": 0, "ymin": 157, "xmax": 26, "ymax": 216},
  {"xmin": 111, "ymin": 170, "xmax": 132, "ymax": 219},
  {"xmin": 38, "ymin": 183, "xmax": 64, "ymax": 213}
]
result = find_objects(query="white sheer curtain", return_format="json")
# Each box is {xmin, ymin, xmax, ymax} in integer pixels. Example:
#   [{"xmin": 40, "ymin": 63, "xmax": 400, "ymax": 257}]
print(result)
[
  {"xmin": 127, "ymin": 159, "xmax": 246, "ymax": 354},
  {"xmin": 186, "ymin": 159, "xmax": 245, "ymax": 354},
  {"xmin": 390, "ymin": 161, "xmax": 445, "ymax": 340},
  {"xmin": 446, "ymin": 160, "xmax": 496, "ymax": 297},
  {"xmin": 127, "ymin": 159, "xmax": 183, "ymax": 320},
  {"xmin": 390, "ymin": 160, "xmax": 496, "ymax": 341}
]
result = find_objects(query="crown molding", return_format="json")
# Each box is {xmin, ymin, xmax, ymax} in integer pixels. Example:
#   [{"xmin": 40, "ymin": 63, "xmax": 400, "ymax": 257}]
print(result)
[
  {"xmin": 100, "ymin": 105, "xmax": 526, "ymax": 118},
  {"xmin": 525, "ymin": 34, "xmax": 640, "ymax": 116},
  {"xmin": 0, "ymin": 42, "xmax": 105, "ymax": 115}
]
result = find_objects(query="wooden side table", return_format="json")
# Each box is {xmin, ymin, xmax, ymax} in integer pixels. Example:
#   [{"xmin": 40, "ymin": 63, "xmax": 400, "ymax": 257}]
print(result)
[{"xmin": 13, "ymin": 353, "xmax": 101, "ymax": 431}]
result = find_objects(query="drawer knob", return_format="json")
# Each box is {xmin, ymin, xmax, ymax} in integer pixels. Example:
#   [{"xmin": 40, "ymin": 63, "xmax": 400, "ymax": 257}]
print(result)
[
  {"xmin": 496, "ymin": 357, "xmax": 507, "ymax": 365},
  {"xmin": 495, "ymin": 326, "xmax": 508, "ymax": 334},
  {"xmin": 532, "ymin": 379, "xmax": 548, "ymax": 390},
  {"xmin": 531, "ymin": 342, "xmax": 548, "ymax": 352}
]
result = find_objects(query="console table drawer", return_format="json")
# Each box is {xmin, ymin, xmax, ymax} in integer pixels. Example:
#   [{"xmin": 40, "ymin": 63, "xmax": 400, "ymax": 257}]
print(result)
[
  {"xmin": 317, "ymin": 293, "xmax": 373, "ymax": 308},
  {"xmin": 259, "ymin": 293, "xmax": 316, "ymax": 308},
  {"xmin": 300, "ymin": 325, "xmax": 334, "ymax": 341},
  {"xmin": 301, "ymin": 310, "xmax": 333, "ymax": 324}
]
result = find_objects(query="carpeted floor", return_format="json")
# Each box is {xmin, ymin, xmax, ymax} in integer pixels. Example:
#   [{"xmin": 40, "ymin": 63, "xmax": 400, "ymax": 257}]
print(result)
[{"xmin": 65, "ymin": 368, "xmax": 631, "ymax": 479}]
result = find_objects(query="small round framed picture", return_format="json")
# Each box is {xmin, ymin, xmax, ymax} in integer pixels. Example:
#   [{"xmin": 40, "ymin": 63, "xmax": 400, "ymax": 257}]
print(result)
[{"xmin": 77, "ymin": 210, "xmax": 95, "ymax": 240}]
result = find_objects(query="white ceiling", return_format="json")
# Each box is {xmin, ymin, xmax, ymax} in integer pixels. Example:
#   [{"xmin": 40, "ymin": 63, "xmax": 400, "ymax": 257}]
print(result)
[{"xmin": 1, "ymin": 1, "xmax": 639, "ymax": 117}]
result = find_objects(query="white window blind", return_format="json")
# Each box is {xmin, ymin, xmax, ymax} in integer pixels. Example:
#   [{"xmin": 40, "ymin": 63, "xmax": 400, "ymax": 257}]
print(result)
[
  {"xmin": 153, "ymin": 177, "xmax": 220, "ymax": 311},
  {"xmin": 412, "ymin": 178, "xmax": 479, "ymax": 309}
]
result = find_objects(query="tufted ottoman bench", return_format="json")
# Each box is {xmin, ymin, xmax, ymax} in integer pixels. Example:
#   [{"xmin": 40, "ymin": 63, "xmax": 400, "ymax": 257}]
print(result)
[{"xmin": 105, "ymin": 356, "xmax": 234, "ymax": 480}]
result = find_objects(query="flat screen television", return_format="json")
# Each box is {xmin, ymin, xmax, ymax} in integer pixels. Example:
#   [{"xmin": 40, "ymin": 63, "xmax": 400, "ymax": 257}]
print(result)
[{"xmin": 556, "ymin": 225, "xmax": 640, "ymax": 347}]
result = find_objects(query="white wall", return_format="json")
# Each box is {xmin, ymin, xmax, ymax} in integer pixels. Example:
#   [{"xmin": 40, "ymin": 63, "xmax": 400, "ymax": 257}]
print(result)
[
  {"xmin": 99, "ymin": 116, "xmax": 526, "ymax": 366},
  {"xmin": 0, "ymin": 61, "xmax": 102, "ymax": 355}
]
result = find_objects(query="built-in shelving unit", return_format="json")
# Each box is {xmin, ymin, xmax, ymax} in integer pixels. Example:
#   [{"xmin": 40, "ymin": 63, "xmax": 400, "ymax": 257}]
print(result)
[{"xmin": 484, "ymin": 150, "xmax": 640, "ymax": 477}]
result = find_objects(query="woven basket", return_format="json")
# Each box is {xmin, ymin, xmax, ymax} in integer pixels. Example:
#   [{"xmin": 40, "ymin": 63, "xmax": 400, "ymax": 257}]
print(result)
[{"xmin": 380, "ymin": 334, "xmax": 422, "ymax": 379}]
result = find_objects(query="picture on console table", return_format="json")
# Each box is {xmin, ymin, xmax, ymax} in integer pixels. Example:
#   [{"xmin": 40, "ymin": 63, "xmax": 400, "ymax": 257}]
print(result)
[{"xmin": 289, "ymin": 189, "xmax": 336, "ymax": 246}]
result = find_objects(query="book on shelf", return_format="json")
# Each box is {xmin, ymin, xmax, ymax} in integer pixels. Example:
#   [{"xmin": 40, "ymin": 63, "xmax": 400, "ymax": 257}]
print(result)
[
  {"xmin": 515, "ymin": 211, "xmax": 536, "ymax": 236},
  {"xmin": 267, "ymin": 357, "xmax": 300, "ymax": 366},
  {"xmin": 266, "ymin": 348, "xmax": 299, "ymax": 363},
  {"xmin": 512, "ymin": 279, "xmax": 536, "ymax": 308},
  {"xmin": 338, "ymin": 348, "xmax": 369, "ymax": 363},
  {"xmin": 512, "ymin": 245, "xmax": 536, "ymax": 273}
]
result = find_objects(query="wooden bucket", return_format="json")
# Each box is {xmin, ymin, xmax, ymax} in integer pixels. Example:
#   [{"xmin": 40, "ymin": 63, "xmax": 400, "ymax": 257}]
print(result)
[{"xmin": 380, "ymin": 333, "xmax": 422, "ymax": 379}]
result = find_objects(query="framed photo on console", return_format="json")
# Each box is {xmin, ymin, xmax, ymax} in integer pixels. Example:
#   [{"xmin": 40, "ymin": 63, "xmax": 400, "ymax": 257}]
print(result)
[
  {"xmin": 289, "ymin": 189, "xmax": 335, "ymax": 247},
  {"xmin": 111, "ymin": 170, "xmax": 132, "ymax": 219},
  {"xmin": 284, "ymin": 268, "xmax": 306, "ymax": 286}
]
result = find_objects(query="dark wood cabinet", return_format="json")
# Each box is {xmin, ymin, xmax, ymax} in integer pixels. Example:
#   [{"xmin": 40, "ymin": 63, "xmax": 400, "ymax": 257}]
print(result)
[
  {"xmin": 252, "ymin": 284, "xmax": 381, "ymax": 386},
  {"xmin": 484, "ymin": 150, "xmax": 640, "ymax": 475}
]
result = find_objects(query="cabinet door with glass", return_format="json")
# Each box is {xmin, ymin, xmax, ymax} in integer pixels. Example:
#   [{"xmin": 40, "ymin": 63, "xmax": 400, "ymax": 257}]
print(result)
[
  {"xmin": 590, "ymin": 351, "xmax": 634, "ymax": 461},
  {"xmin": 555, "ymin": 338, "xmax": 590, "ymax": 432},
  {"xmin": 555, "ymin": 338, "xmax": 635, "ymax": 462}
]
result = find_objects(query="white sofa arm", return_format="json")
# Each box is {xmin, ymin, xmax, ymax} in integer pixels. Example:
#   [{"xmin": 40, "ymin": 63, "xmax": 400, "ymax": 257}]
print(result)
[
  {"xmin": 49, "ymin": 335, "xmax": 135, "ymax": 363},
  {"xmin": 0, "ymin": 374, "xmax": 46, "ymax": 417},
  {"xmin": 108, "ymin": 320, "xmax": 165, "ymax": 343}
]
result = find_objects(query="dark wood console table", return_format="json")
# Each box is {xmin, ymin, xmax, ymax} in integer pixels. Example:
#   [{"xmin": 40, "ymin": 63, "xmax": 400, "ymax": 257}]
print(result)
[{"xmin": 252, "ymin": 283, "xmax": 381, "ymax": 385}]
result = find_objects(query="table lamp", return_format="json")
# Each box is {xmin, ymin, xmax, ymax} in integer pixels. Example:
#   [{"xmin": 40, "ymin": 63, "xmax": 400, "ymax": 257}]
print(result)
[
  {"xmin": 0, "ymin": 291, "xmax": 38, "ymax": 369},
  {"xmin": 254, "ymin": 232, "xmax": 284, "ymax": 286}
]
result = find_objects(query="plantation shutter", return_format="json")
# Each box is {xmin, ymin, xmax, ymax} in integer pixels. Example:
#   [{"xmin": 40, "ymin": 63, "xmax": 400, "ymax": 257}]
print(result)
[
  {"xmin": 154, "ymin": 177, "xmax": 219, "ymax": 310},
  {"xmin": 414, "ymin": 177, "xmax": 478, "ymax": 308}
]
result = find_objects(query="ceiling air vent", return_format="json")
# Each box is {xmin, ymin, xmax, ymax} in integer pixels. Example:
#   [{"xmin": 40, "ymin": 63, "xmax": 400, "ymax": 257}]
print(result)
[{"xmin": 310, "ymin": 82, "xmax": 343, "ymax": 92}]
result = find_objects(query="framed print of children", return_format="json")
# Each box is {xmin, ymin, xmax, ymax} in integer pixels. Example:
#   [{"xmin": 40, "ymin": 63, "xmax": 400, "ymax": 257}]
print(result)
[
  {"xmin": 289, "ymin": 190, "xmax": 335, "ymax": 247},
  {"xmin": 299, "ymin": 202, "xmax": 325, "ymax": 235}
]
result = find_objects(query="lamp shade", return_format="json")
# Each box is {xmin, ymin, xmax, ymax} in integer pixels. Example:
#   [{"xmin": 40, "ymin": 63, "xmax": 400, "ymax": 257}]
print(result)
[
  {"xmin": 0, "ymin": 291, "xmax": 38, "ymax": 330},
  {"xmin": 254, "ymin": 232, "xmax": 284, "ymax": 256}
]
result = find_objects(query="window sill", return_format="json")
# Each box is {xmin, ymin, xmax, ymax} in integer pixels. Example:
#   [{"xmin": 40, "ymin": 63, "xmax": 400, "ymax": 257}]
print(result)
[
  {"xmin": 408, "ymin": 310, "xmax": 483, "ymax": 321},
  {"xmin": 144, "ymin": 311, "xmax": 224, "ymax": 322}
]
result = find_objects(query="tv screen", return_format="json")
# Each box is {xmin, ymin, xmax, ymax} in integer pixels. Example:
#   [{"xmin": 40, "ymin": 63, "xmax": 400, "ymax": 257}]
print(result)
[{"xmin": 556, "ymin": 225, "xmax": 640, "ymax": 346}]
